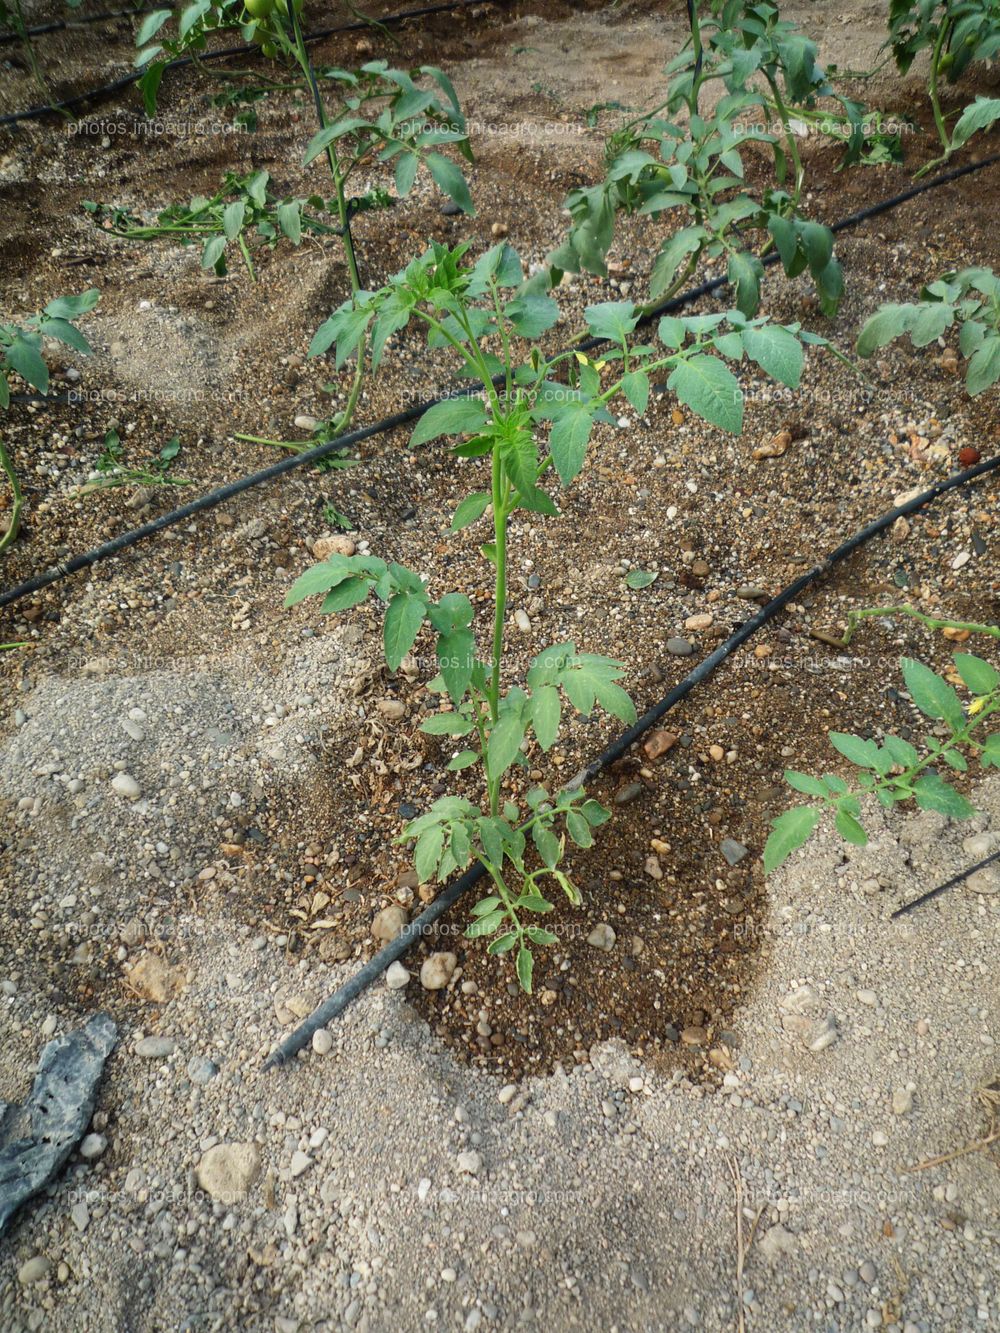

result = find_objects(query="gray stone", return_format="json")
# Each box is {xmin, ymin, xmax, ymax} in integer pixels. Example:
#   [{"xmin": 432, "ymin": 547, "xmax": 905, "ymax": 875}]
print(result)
[
  {"xmin": 290, "ymin": 1150, "xmax": 313, "ymax": 1178},
  {"xmin": 135, "ymin": 1036, "xmax": 176, "ymax": 1059},
  {"xmin": 666, "ymin": 637, "xmax": 694, "ymax": 656},
  {"xmin": 79, "ymin": 1133, "xmax": 107, "ymax": 1160},
  {"xmin": 456, "ymin": 1150, "xmax": 482, "ymax": 1175},
  {"xmin": 805, "ymin": 1014, "xmax": 838, "ymax": 1052},
  {"xmin": 720, "ymin": 839, "xmax": 749, "ymax": 866},
  {"xmin": 965, "ymin": 865, "xmax": 1000, "ymax": 895},
  {"xmin": 892, "ymin": 1087, "xmax": 913, "ymax": 1116},
  {"xmin": 186, "ymin": 1056, "xmax": 219, "ymax": 1084},
  {"xmin": 372, "ymin": 905, "xmax": 408, "ymax": 944},
  {"xmin": 17, "ymin": 1256, "xmax": 52, "ymax": 1285},
  {"xmin": 758, "ymin": 1224, "xmax": 798, "ymax": 1264},
  {"xmin": 587, "ymin": 924, "xmax": 616, "ymax": 952}
]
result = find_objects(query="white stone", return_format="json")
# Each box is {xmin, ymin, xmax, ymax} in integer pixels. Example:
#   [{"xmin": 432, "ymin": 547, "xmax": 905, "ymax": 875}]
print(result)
[
  {"xmin": 111, "ymin": 773, "xmax": 141, "ymax": 800},
  {"xmin": 385, "ymin": 961, "xmax": 410, "ymax": 990},
  {"xmin": 311, "ymin": 1028, "xmax": 333, "ymax": 1055}
]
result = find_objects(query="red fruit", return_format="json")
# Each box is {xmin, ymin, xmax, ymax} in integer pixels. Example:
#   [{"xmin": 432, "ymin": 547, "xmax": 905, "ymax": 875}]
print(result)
[{"xmin": 958, "ymin": 447, "xmax": 981, "ymax": 466}]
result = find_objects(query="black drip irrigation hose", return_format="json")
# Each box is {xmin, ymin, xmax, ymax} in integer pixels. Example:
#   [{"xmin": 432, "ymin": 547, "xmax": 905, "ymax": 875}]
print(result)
[
  {"xmin": 892, "ymin": 846, "xmax": 1000, "ymax": 918},
  {"xmin": 4, "ymin": 149, "xmax": 1000, "ymax": 612},
  {"xmin": 0, "ymin": 399, "xmax": 439, "ymax": 610},
  {"xmin": 263, "ymin": 451, "xmax": 1000, "ymax": 1068},
  {"xmin": 0, "ymin": 0, "xmax": 495, "ymax": 127},
  {"xmin": 0, "ymin": 5, "xmax": 167, "ymax": 46}
]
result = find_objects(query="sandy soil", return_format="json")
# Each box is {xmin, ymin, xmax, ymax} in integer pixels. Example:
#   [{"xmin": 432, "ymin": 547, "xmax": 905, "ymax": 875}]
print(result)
[{"xmin": 0, "ymin": 0, "xmax": 998, "ymax": 1329}]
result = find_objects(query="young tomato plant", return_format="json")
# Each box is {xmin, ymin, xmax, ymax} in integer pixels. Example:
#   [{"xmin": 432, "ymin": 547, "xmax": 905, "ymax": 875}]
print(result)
[
  {"xmin": 1, "ymin": 290, "xmax": 100, "ymax": 554},
  {"xmin": 78, "ymin": 430, "xmax": 192, "ymax": 494},
  {"xmin": 765, "ymin": 618, "xmax": 1000, "ymax": 873},
  {"xmin": 136, "ymin": 3, "xmax": 473, "ymax": 434},
  {"xmin": 83, "ymin": 170, "xmax": 390, "ymax": 283},
  {"xmin": 888, "ymin": 0, "xmax": 1000, "ymax": 175},
  {"xmin": 857, "ymin": 266, "xmax": 1000, "ymax": 395},
  {"xmin": 543, "ymin": 0, "xmax": 875, "ymax": 315},
  {"xmin": 287, "ymin": 240, "xmax": 820, "ymax": 987}
]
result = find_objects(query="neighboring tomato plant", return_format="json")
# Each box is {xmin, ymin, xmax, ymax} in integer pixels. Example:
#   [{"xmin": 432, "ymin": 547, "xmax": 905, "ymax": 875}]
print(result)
[
  {"xmin": 539, "ymin": 0, "xmax": 888, "ymax": 316},
  {"xmin": 857, "ymin": 266, "xmax": 1000, "ymax": 396},
  {"xmin": 134, "ymin": 2, "xmax": 474, "ymax": 435},
  {"xmin": 766, "ymin": 616, "xmax": 1000, "ymax": 873},
  {"xmin": 0, "ymin": 289, "xmax": 100, "ymax": 554},
  {"xmin": 888, "ymin": 0, "xmax": 1000, "ymax": 175}
]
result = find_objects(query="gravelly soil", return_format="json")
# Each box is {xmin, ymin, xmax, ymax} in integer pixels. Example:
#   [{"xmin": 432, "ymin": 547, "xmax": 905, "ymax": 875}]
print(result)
[{"xmin": 1, "ymin": 0, "xmax": 999, "ymax": 1329}]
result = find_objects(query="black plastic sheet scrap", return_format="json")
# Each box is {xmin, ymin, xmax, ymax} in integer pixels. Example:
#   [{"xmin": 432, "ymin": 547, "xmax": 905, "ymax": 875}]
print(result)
[{"xmin": 0, "ymin": 1012, "xmax": 117, "ymax": 1237}]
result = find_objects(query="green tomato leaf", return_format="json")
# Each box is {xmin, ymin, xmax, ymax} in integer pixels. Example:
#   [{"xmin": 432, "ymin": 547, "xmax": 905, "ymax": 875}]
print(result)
[
  {"xmin": 414, "ymin": 825, "xmax": 444, "ymax": 882},
  {"xmin": 566, "ymin": 810, "xmax": 593, "ymax": 848},
  {"xmin": 487, "ymin": 707, "xmax": 527, "ymax": 780},
  {"xmin": 727, "ymin": 250, "xmax": 764, "ymax": 318},
  {"xmin": 383, "ymin": 590, "xmax": 426, "ymax": 670},
  {"xmin": 410, "ymin": 396, "xmax": 487, "ymax": 447},
  {"xmin": 436, "ymin": 626, "xmax": 475, "ymax": 705},
  {"xmin": 828, "ymin": 732, "xmax": 881, "ymax": 770},
  {"xmin": 902, "ymin": 657, "xmax": 965, "ymax": 730},
  {"xmin": 835, "ymin": 808, "xmax": 868, "ymax": 846},
  {"xmin": 466, "ymin": 909, "xmax": 505, "ymax": 938},
  {"xmin": 547, "ymin": 404, "xmax": 594, "ymax": 486},
  {"xmin": 222, "ymin": 199, "xmax": 245, "ymax": 241},
  {"xmin": 966, "ymin": 336, "xmax": 1000, "ymax": 396},
  {"xmin": 532, "ymin": 822, "xmax": 561, "ymax": 869},
  {"xmin": 419, "ymin": 712, "xmax": 475, "ymax": 736},
  {"xmin": 524, "ymin": 926, "xmax": 559, "ymax": 946},
  {"xmin": 515, "ymin": 945, "xmax": 534, "ymax": 994},
  {"xmin": 739, "ymin": 324, "xmax": 804, "ymax": 388},
  {"xmin": 620, "ymin": 369, "xmax": 650, "ymax": 415},
  {"xmin": 530, "ymin": 684, "xmax": 561, "ymax": 751},
  {"xmin": 320, "ymin": 575, "xmax": 371, "ymax": 613},
  {"xmin": 856, "ymin": 303, "xmax": 919, "ymax": 357},
  {"xmin": 953, "ymin": 653, "xmax": 999, "ymax": 695},
  {"xmin": 763, "ymin": 806, "xmax": 821, "ymax": 874},
  {"xmin": 450, "ymin": 491, "xmax": 490, "ymax": 531},
  {"xmin": 425, "ymin": 151, "xmax": 475, "ymax": 215},
  {"xmin": 277, "ymin": 200, "xmax": 302, "ymax": 245},
  {"xmin": 784, "ymin": 770, "xmax": 829, "ymax": 798},
  {"xmin": 667, "ymin": 354, "xmax": 742, "ymax": 433},
  {"xmin": 625, "ymin": 569, "xmax": 656, "ymax": 589},
  {"xmin": 912, "ymin": 772, "xmax": 975, "ymax": 819},
  {"xmin": 446, "ymin": 749, "xmax": 479, "ymax": 771},
  {"xmin": 5, "ymin": 336, "xmax": 48, "ymax": 394}
]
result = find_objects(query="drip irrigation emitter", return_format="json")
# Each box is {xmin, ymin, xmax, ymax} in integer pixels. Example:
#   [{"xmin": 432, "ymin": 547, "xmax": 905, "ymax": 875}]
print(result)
[
  {"xmin": 263, "ymin": 451, "xmax": 1000, "ymax": 1068},
  {"xmin": 3, "ymin": 149, "xmax": 1000, "ymax": 613}
]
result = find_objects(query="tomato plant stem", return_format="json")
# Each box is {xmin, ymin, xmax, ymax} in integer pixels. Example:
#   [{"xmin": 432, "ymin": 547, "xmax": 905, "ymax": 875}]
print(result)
[
  {"xmin": 488, "ymin": 448, "xmax": 508, "ymax": 818},
  {"xmin": 928, "ymin": 16, "xmax": 954, "ymax": 153},
  {"xmin": 0, "ymin": 435, "xmax": 24, "ymax": 555}
]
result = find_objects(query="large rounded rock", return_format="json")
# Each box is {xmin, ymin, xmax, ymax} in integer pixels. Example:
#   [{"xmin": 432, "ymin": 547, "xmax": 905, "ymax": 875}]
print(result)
[
  {"xmin": 420, "ymin": 952, "xmax": 457, "ymax": 990},
  {"xmin": 195, "ymin": 1143, "xmax": 261, "ymax": 1203}
]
